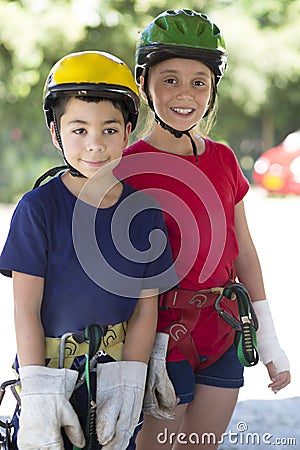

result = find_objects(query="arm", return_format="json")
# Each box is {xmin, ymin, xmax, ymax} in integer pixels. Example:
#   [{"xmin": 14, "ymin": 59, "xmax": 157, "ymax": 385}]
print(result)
[
  {"xmin": 234, "ymin": 200, "xmax": 290, "ymax": 392},
  {"xmin": 123, "ymin": 288, "xmax": 158, "ymax": 363},
  {"xmin": 13, "ymin": 270, "xmax": 86, "ymax": 449},
  {"xmin": 233, "ymin": 201, "xmax": 266, "ymax": 301},
  {"xmin": 13, "ymin": 271, "xmax": 45, "ymax": 366}
]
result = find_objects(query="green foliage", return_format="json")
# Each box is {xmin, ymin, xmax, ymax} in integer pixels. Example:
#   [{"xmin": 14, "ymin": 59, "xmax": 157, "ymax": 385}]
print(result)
[{"xmin": 0, "ymin": 0, "xmax": 300, "ymax": 201}]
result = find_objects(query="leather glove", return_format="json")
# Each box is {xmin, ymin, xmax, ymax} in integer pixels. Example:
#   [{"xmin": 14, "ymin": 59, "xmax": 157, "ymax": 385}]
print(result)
[
  {"xmin": 253, "ymin": 300, "xmax": 290, "ymax": 373},
  {"xmin": 143, "ymin": 332, "xmax": 177, "ymax": 419},
  {"xmin": 96, "ymin": 361, "xmax": 147, "ymax": 450},
  {"xmin": 18, "ymin": 365, "xmax": 86, "ymax": 450}
]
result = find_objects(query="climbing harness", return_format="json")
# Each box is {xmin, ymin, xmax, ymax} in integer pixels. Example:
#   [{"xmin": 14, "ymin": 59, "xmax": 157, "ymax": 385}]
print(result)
[
  {"xmin": 215, "ymin": 283, "xmax": 259, "ymax": 367},
  {"xmin": 159, "ymin": 280, "xmax": 259, "ymax": 372},
  {"xmin": 52, "ymin": 323, "xmax": 126, "ymax": 450},
  {"xmin": 46, "ymin": 322, "xmax": 127, "ymax": 370},
  {"xmin": 159, "ymin": 283, "xmax": 236, "ymax": 372}
]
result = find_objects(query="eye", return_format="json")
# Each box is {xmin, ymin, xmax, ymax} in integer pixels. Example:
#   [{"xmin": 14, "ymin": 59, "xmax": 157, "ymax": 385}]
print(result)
[
  {"xmin": 164, "ymin": 77, "xmax": 177, "ymax": 85},
  {"xmin": 193, "ymin": 80, "xmax": 205, "ymax": 87},
  {"xmin": 73, "ymin": 128, "xmax": 86, "ymax": 135},
  {"xmin": 104, "ymin": 128, "xmax": 118, "ymax": 135}
]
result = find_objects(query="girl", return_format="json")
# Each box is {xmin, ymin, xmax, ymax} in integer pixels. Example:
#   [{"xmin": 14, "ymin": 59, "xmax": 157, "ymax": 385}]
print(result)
[{"xmin": 116, "ymin": 9, "xmax": 291, "ymax": 450}]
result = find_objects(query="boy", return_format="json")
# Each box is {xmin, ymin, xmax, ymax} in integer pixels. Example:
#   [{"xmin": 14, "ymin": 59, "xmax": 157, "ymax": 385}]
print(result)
[{"xmin": 0, "ymin": 51, "xmax": 176, "ymax": 450}]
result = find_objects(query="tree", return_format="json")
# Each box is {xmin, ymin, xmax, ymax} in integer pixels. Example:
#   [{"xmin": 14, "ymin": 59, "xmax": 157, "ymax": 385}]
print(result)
[{"xmin": 1, "ymin": 0, "xmax": 300, "ymax": 201}]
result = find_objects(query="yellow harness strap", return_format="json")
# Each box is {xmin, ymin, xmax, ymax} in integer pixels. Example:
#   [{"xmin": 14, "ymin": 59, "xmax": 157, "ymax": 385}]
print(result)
[{"xmin": 45, "ymin": 322, "xmax": 127, "ymax": 369}]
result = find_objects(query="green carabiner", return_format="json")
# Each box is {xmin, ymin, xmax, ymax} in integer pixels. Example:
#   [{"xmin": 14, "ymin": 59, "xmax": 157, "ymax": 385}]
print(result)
[{"xmin": 215, "ymin": 283, "xmax": 259, "ymax": 367}]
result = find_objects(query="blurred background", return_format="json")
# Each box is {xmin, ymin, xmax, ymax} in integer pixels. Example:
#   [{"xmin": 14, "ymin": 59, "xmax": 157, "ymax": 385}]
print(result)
[{"xmin": 0, "ymin": 0, "xmax": 300, "ymax": 203}]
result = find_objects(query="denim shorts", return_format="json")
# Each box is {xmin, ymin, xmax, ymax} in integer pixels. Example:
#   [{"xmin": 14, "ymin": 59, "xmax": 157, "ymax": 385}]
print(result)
[{"xmin": 166, "ymin": 345, "xmax": 244, "ymax": 405}]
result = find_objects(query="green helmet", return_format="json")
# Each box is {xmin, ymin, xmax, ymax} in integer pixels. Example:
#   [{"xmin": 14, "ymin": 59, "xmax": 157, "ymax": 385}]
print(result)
[{"xmin": 135, "ymin": 9, "xmax": 227, "ymax": 85}]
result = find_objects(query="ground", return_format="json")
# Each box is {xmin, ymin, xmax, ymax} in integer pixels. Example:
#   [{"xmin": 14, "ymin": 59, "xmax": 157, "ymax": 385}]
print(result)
[{"xmin": 1, "ymin": 187, "xmax": 300, "ymax": 448}]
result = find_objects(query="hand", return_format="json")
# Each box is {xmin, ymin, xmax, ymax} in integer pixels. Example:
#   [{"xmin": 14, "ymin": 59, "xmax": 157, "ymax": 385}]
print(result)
[
  {"xmin": 266, "ymin": 361, "xmax": 291, "ymax": 393},
  {"xmin": 143, "ymin": 332, "xmax": 178, "ymax": 419},
  {"xmin": 18, "ymin": 366, "xmax": 85, "ymax": 450},
  {"xmin": 96, "ymin": 361, "xmax": 147, "ymax": 450}
]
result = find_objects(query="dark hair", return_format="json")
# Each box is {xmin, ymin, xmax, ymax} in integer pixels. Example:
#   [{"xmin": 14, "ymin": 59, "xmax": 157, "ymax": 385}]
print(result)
[{"xmin": 52, "ymin": 95, "xmax": 130, "ymax": 131}]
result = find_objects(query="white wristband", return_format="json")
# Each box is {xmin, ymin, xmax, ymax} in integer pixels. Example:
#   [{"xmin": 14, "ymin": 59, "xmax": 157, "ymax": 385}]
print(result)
[{"xmin": 253, "ymin": 299, "xmax": 290, "ymax": 373}]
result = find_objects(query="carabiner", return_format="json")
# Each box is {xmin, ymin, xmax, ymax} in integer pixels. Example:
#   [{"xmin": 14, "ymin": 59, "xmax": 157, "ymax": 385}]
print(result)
[
  {"xmin": 59, "ymin": 332, "xmax": 74, "ymax": 369},
  {"xmin": 214, "ymin": 290, "xmax": 241, "ymax": 330}
]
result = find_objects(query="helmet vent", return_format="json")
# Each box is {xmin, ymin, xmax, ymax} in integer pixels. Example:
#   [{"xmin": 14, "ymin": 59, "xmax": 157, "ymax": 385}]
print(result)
[
  {"xmin": 212, "ymin": 24, "xmax": 221, "ymax": 37},
  {"xmin": 156, "ymin": 16, "xmax": 169, "ymax": 30},
  {"xmin": 175, "ymin": 19, "xmax": 187, "ymax": 34},
  {"xmin": 182, "ymin": 9, "xmax": 193, "ymax": 16},
  {"xmin": 195, "ymin": 22, "xmax": 206, "ymax": 37}
]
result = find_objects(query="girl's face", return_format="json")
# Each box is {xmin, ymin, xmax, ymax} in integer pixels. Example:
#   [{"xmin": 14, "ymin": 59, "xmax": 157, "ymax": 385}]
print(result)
[
  {"xmin": 51, "ymin": 98, "xmax": 131, "ymax": 179},
  {"xmin": 143, "ymin": 58, "xmax": 213, "ymax": 132}
]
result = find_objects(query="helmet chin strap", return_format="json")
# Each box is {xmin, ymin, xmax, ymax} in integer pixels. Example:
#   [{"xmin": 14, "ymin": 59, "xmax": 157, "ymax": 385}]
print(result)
[
  {"xmin": 53, "ymin": 112, "xmax": 86, "ymax": 178},
  {"xmin": 153, "ymin": 111, "xmax": 199, "ymax": 164}
]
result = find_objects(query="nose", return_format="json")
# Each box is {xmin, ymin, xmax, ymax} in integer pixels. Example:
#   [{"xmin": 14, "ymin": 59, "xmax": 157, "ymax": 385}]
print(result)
[
  {"xmin": 176, "ymin": 83, "xmax": 193, "ymax": 100},
  {"xmin": 86, "ymin": 133, "xmax": 105, "ymax": 152}
]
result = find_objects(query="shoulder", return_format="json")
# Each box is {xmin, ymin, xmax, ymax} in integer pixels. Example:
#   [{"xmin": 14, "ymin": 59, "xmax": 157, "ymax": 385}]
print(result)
[
  {"xmin": 15, "ymin": 176, "xmax": 64, "ymax": 218},
  {"xmin": 22, "ymin": 176, "xmax": 62, "ymax": 201},
  {"xmin": 205, "ymin": 138, "xmax": 243, "ymax": 169},
  {"xmin": 123, "ymin": 140, "xmax": 149, "ymax": 156},
  {"xmin": 206, "ymin": 138, "xmax": 237, "ymax": 158}
]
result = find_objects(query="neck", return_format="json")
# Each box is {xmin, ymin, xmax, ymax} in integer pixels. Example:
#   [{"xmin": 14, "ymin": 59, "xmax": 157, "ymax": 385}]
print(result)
[
  {"xmin": 144, "ymin": 125, "xmax": 205, "ymax": 156},
  {"xmin": 62, "ymin": 171, "xmax": 123, "ymax": 208}
]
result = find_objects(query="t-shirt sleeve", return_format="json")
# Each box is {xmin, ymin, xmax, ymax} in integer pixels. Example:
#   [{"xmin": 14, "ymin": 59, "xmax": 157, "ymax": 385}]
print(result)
[
  {"xmin": 0, "ymin": 196, "xmax": 48, "ymax": 278},
  {"xmin": 141, "ymin": 208, "xmax": 178, "ymax": 292},
  {"xmin": 228, "ymin": 146, "xmax": 250, "ymax": 204}
]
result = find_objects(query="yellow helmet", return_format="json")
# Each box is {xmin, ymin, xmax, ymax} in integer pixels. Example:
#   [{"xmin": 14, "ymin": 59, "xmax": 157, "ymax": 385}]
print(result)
[{"xmin": 43, "ymin": 51, "xmax": 140, "ymax": 130}]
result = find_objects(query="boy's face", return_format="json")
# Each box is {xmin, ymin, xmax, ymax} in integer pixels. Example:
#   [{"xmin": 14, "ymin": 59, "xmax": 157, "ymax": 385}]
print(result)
[{"xmin": 50, "ymin": 98, "xmax": 131, "ymax": 178}]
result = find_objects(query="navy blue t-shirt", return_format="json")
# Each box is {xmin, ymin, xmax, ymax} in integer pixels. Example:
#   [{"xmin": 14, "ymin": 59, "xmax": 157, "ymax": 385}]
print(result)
[{"xmin": 0, "ymin": 176, "xmax": 177, "ymax": 337}]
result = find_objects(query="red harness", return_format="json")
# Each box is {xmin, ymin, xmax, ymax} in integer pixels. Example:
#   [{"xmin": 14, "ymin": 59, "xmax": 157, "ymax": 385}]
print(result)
[{"xmin": 159, "ymin": 281, "xmax": 239, "ymax": 372}]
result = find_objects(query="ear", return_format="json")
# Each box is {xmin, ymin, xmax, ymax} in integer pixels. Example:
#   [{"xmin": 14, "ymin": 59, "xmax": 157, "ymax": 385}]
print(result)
[
  {"xmin": 123, "ymin": 122, "xmax": 132, "ymax": 147},
  {"xmin": 50, "ymin": 122, "xmax": 61, "ymax": 150},
  {"xmin": 139, "ymin": 75, "xmax": 148, "ymax": 101}
]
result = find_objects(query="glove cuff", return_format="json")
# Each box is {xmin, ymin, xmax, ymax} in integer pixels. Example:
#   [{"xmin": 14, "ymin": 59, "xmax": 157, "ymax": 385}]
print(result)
[
  {"xmin": 19, "ymin": 365, "xmax": 78, "ymax": 397},
  {"xmin": 151, "ymin": 332, "xmax": 169, "ymax": 360},
  {"xmin": 97, "ymin": 361, "xmax": 147, "ymax": 390}
]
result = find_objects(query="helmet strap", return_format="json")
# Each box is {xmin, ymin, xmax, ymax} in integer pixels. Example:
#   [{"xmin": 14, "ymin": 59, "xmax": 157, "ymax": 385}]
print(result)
[
  {"xmin": 153, "ymin": 112, "xmax": 198, "ymax": 164},
  {"xmin": 53, "ymin": 111, "xmax": 86, "ymax": 178}
]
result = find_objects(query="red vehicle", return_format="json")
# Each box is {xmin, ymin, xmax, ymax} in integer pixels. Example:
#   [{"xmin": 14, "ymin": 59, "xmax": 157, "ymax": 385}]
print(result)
[{"xmin": 252, "ymin": 130, "xmax": 300, "ymax": 195}]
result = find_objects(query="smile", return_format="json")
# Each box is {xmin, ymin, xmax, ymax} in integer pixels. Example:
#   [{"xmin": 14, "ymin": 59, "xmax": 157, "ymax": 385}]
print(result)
[
  {"xmin": 82, "ymin": 160, "xmax": 108, "ymax": 166},
  {"xmin": 171, "ymin": 107, "xmax": 194, "ymax": 115}
]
